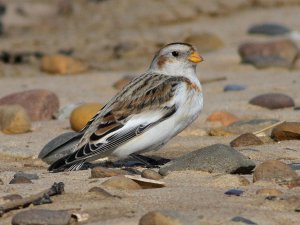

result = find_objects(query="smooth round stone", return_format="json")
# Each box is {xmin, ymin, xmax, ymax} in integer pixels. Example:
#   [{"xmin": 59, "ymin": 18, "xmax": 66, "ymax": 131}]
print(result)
[
  {"xmin": 0, "ymin": 89, "xmax": 59, "ymax": 121},
  {"xmin": 206, "ymin": 111, "xmax": 240, "ymax": 126},
  {"xmin": 230, "ymin": 133, "xmax": 263, "ymax": 147},
  {"xmin": 231, "ymin": 216, "xmax": 257, "ymax": 225},
  {"xmin": 141, "ymin": 169, "xmax": 162, "ymax": 180},
  {"xmin": 12, "ymin": 209, "xmax": 72, "ymax": 225},
  {"xmin": 14, "ymin": 172, "xmax": 39, "ymax": 180},
  {"xmin": 0, "ymin": 105, "xmax": 31, "ymax": 134},
  {"xmin": 101, "ymin": 176, "xmax": 142, "ymax": 190},
  {"xmin": 253, "ymin": 160, "xmax": 298, "ymax": 183},
  {"xmin": 88, "ymin": 186, "xmax": 115, "ymax": 198},
  {"xmin": 271, "ymin": 122, "xmax": 300, "ymax": 141},
  {"xmin": 224, "ymin": 84, "xmax": 246, "ymax": 92},
  {"xmin": 9, "ymin": 176, "xmax": 33, "ymax": 184},
  {"xmin": 41, "ymin": 54, "xmax": 88, "ymax": 75},
  {"xmin": 249, "ymin": 93, "xmax": 295, "ymax": 109},
  {"xmin": 248, "ymin": 23, "xmax": 291, "ymax": 36},
  {"xmin": 224, "ymin": 189, "xmax": 244, "ymax": 196},
  {"xmin": 70, "ymin": 102, "xmax": 102, "ymax": 132}
]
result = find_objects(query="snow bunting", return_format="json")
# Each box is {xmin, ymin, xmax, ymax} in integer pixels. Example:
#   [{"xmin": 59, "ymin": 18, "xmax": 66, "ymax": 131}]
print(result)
[{"xmin": 47, "ymin": 42, "xmax": 204, "ymax": 172}]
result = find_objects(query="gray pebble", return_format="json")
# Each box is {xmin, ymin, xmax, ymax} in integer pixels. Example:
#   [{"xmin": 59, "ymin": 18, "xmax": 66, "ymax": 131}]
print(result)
[{"xmin": 248, "ymin": 23, "xmax": 291, "ymax": 36}]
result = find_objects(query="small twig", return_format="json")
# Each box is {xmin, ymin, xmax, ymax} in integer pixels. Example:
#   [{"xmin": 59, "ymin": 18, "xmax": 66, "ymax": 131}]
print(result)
[
  {"xmin": 0, "ymin": 182, "xmax": 64, "ymax": 217},
  {"xmin": 253, "ymin": 121, "xmax": 285, "ymax": 136},
  {"xmin": 200, "ymin": 76, "xmax": 227, "ymax": 84}
]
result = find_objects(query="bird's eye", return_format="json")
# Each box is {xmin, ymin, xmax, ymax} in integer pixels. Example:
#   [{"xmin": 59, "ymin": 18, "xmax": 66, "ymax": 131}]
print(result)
[{"xmin": 171, "ymin": 51, "xmax": 179, "ymax": 57}]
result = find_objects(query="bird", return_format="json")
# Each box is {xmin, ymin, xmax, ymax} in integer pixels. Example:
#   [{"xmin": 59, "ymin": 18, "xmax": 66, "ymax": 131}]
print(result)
[{"xmin": 47, "ymin": 42, "xmax": 204, "ymax": 172}]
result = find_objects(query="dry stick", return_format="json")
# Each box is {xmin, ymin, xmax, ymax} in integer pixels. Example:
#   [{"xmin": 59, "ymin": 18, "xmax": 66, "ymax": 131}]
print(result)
[
  {"xmin": 0, "ymin": 182, "xmax": 64, "ymax": 217},
  {"xmin": 200, "ymin": 76, "xmax": 227, "ymax": 84},
  {"xmin": 253, "ymin": 121, "xmax": 285, "ymax": 136}
]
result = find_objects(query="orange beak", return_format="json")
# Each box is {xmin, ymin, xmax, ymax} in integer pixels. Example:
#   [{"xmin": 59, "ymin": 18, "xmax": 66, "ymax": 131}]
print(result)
[{"xmin": 188, "ymin": 51, "xmax": 203, "ymax": 63}]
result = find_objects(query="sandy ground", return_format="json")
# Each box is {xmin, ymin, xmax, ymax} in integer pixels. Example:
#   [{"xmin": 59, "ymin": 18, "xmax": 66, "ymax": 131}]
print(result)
[{"xmin": 0, "ymin": 1, "xmax": 300, "ymax": 224}]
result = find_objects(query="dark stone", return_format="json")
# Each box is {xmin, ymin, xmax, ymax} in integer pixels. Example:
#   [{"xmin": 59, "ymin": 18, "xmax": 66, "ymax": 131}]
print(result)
[
  {"xmin": 232, "ymin": 216, "xmax": 257, "ymax": 224},
  {"xmin": 0, "ymin": 89, "xmax": 59, "ymax": 121},
  {"xmin": 14, "ymin": 172, "xmax": 39, "ymax": 180},
  {"xmin": 249, "ymin": 93, "xmax": 295, "ymax": 109},
  {"xmin": 38, "ymin": 132, "xmax": 82, "ymax": 164},
  {"xmin": 224, "ymin": 84, "xmax": 246, "ymax": 92},
  {"xmin": 12, "ymin": 209, "xmax": 72, "ymax": 225},
  {"xmin": 248, "ymin": 23, "xmax": 291, "ymax": 36},
  {"xmin": 271, "ymin": 122, "xmax": 300, "ymax": 141},
  {"xmin": 159, "ymin": 144, "xmax": 255, "ymax": 175},
  {"xmin": 230, "ymin": 133, "xmax": 263, "ymax": 147},
  {"xmin": 224, "ymin": 189, "xmax": 244, "ymax": 196},
  {"xmin": 238, "ymin": 39, "xmax": 299, "ymax": 69},
  {"xmin": 9, "ymin": 176, "xmax": 33, "ymax": 184},
  {"xmin": 289, "ymin": 163, "xmax": 300, "ymax": 170}
]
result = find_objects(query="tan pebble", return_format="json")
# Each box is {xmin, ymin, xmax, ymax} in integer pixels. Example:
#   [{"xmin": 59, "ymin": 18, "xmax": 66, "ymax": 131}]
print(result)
[
  {"xmin": 101, "ymin": 176, "xmax": 142, "ymax": 190},
  {"xmin": 209, "ymin": 128, "xmax": 236, "ymax": 137},
  {"xmin": 139, "ymin": 211, "xmax": 183, "ymax": 225},
  {"xmin": 41, "ymin": 54, "xmax": 88, "ymax": 75},
  {"xmin": 90, "ymin": 167, "xmax": 127, "ymax": 178},
  {"xmin": 141, "ymin": 169, "xmax": 162, "ymax": 180},
  {"xmin": 0, "ymin": 105, "xmax": 31, "ymax": 134},
  {"xmin": 256, "ymin": 188, "xmax": 283, "ymax": 196},
  {"xmin": 271, "ymin": 122, "xmax": 300, "ymax": 141},
  {"xmin": 207, "ymin": 111, "xmax": 239, "ymax": 126},
  {"xmin": 88, "ymin": 187, "xmax": 115, "ymax": 198},
  {"xmin": 253, "ymin": 160, "xmax": 298, "ymax": 183},
  {"xmin": 9, "ymin": 176, "xmax": 32, "ymax": 184},
  {"xmin": 70, "ymin": 103, "xmax": 102, "ymax": 131}
]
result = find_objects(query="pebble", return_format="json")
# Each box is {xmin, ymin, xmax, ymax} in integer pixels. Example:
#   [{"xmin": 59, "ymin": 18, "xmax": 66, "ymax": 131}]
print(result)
[
  {"xmin": 141, "ymin": 169, "xmax": 162, "ymax": 180},
  {"xmin": 224, "ymin": 189, "xmax": 244, "ymax": 196},
  {"xmin": 184, "ymin": 32, "xmax": 224, "ymax": 52},
  {"xmin": 289, "ymin": 163, "xmax": 300, "ymax": 170},
  {"xmin": 0, "ymin": 105, "xmax": 31, "ymax": 134},
  {"xmin": 9, "ymin": 176, "xmax": 33, "ymax": 184},
  {"xmin": 225, "ymin": 119, "xmax": 279, "ymax": 134},
  {"xmin": 277, "ymin": 177, "xmax": 300, "ymax": 189},
  {"xmin": 238, "ymin": 39, "xmax": 299, "ymax": 69},
  {"xmin": 101, "ymin": 176, "xmax": 142, "ymax": 190},
  {"xmin": 253, "ymin": 160, "xmax": 298, "ymax": 183},
  {"xmin": 159, "ymin": 144, "xmax": 255, "ymax": 175},
  {"xmin": 88, "ymin": 186, "xmax": 115, "ymax": 198},
  {"xmin": 12, "ymin": 209, "xmax": 72, "ymax": 225},
  {"xmin": 248, "ymin": 23, "xmax": 291, "ymax": 36},
  {"xmin": 224, "ymin": 84, "xmax": 246, "ymax": 92},
  {"xmin": 41, "ymin": 54, "xmax": 88, "ymax": 75},
  {"xmin": 256, "ymin": 188, "xmax": 283, "ymax": 196},
  {"xmin": 231, "ymin": 216, "xmax": 257, "ymax": 225},
  {"xmin": 209, "ymin": 128, "xmax": 236, "ymax": 137},
  {"xmin": 39, "ymin": 131, "xmax": 82, "ymax": 164},
  {"xmin": 70, "ymin": 102, "xmax": 102, "ymax": 131},
  {"xmin": 55, "ymin": 102, "xmax": 82, "ymax": 120},
  {"xmin": 113, "ymin": 75, "xmax": 135, "ymax": 90},
  {"xmin": 249, "ymin": 93, "xmax": 295, "ymax": 109},
  {"xmin": 0, "ymin": 89, "xmax": 59, "ymax": 121},
  {"xmin": 14, "ymin": 172, "xmax": 39, "ymax": 180},
  {"xmin": 91, "ymin": 167, "xmax": 128, "ymax": 178},
  {"xmin": 230, "ymin": 133, "xmax": 263, "ymax": 147},
  {"xmin": 206, "ymin": 111, "xmax": 240, "ymax": 126},
  {"xmin": 271, "ymin": 122, "xmax": 300, "ymax": 141}
]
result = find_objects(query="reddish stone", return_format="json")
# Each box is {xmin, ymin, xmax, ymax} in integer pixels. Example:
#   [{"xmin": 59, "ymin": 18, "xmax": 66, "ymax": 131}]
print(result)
[
  {"xmin": 271, "ymin": 122, "xmax": 300, "ymax": 141},
  {"xmin": 207, "ymin": 111, "xmax": 239, "ymax": 126}
]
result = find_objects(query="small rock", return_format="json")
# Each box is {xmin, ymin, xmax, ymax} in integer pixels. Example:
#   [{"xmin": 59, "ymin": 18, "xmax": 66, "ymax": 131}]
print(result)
[
  {"xmin": 225, "ymin": 119, "xmax": 279, "ymax": 134},
  {"xmin": 159, "ymin": 144, "xmax": 255, "ymax": 175},
  {"xmin": 41, "ymin": 54, "xmax": 88, "ymax": 75},
  {"xmin": 9, "ymin": 176, "xmax": 33, "ymax": 184},
  {"xmin": 39, "ymin": 132, "xmax": 82, "ymax": 164},
  {"xmin": 55, "ymin": 103, "xmax": 82, "ymax": 120},
  {"xmin": 248, "ymin": 23, "xmax": 291, "ymax": 36},
  {"xmin": 113, "ymin": 75, "xmax": 135, "ymax": 90},
  {"xmin": 289, "ymin": 163, "xmax": 300, "ymax": 170},
  {"xmin": 14, "ymin": 172, "xmax": 39, "ymax": 180},
  {"xmin": 91, "ymin": 167, "xmax": 127, "ymax": 178},
  {"xmin": 0, "ymin": 89, "xmax": 59, "ymax": 121},
  {"xmin": 101, "ymin": 176, "xmax": 142, "ymax": 190},
  {"xmin": 0, "ymin": 105, "xmax": 31, "ymax": 134},
  {"xmin": 12, "ymin": 209, "xmax": 72, "ymax": 225},
  {"xmin": 238, "ymin": 39, "xmax": 299, "ymax": 69},
  {"xmin": 231, "ymin": 216, "xmax": 257, "ymax": 225},
  {"xmin": 224, "ymin": 189, "xmax": 244, "ymax": 196},
  {"xmin": 277, "ymin": 177, "xmax": 300, "ymax": 189},
  {"xmin": 70, "ymin": 103, "xmax": 102, "ymax": 131},
  {"xmin": 207, "ymin": 111, "xmax": 240, "ymax": 126},
  {"xmin": 271, "ymin": 122, "xmax": 300, "ymax": 141},
  {"xmin": 141, "ymin": 169, "xmax": 162, "ymax": 180},
  {"xmin": 253, "ymin": 160, "xmax": 298, "ymax": 183},
  {"xmin": 224, "ymin": 84, "xmax": 246, "ymax": 92},
  {"xmin": 230, "ymin": 133, "xmax": 263, "ymax": 147},
  {"xmin": 209, "ymin": 128, "xmax": 236, "ymax": 137},
  {"xmin": 88, "ymin": 186, "xmax": 115, "ymax": 198},
  {"xmin": 184, "ymin": 33, "xmax": 224, "ymax": 52},
  {"xmin": 249, "ymin": 93, "xmax": 295, "ymax": 109},
  {"xmin": 1, "ymin": 194, "xmax": 22, "ymax": 202},
  {"xmin": 256, "ymin": 188, "xmax": 283, "ymax": 196}
]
